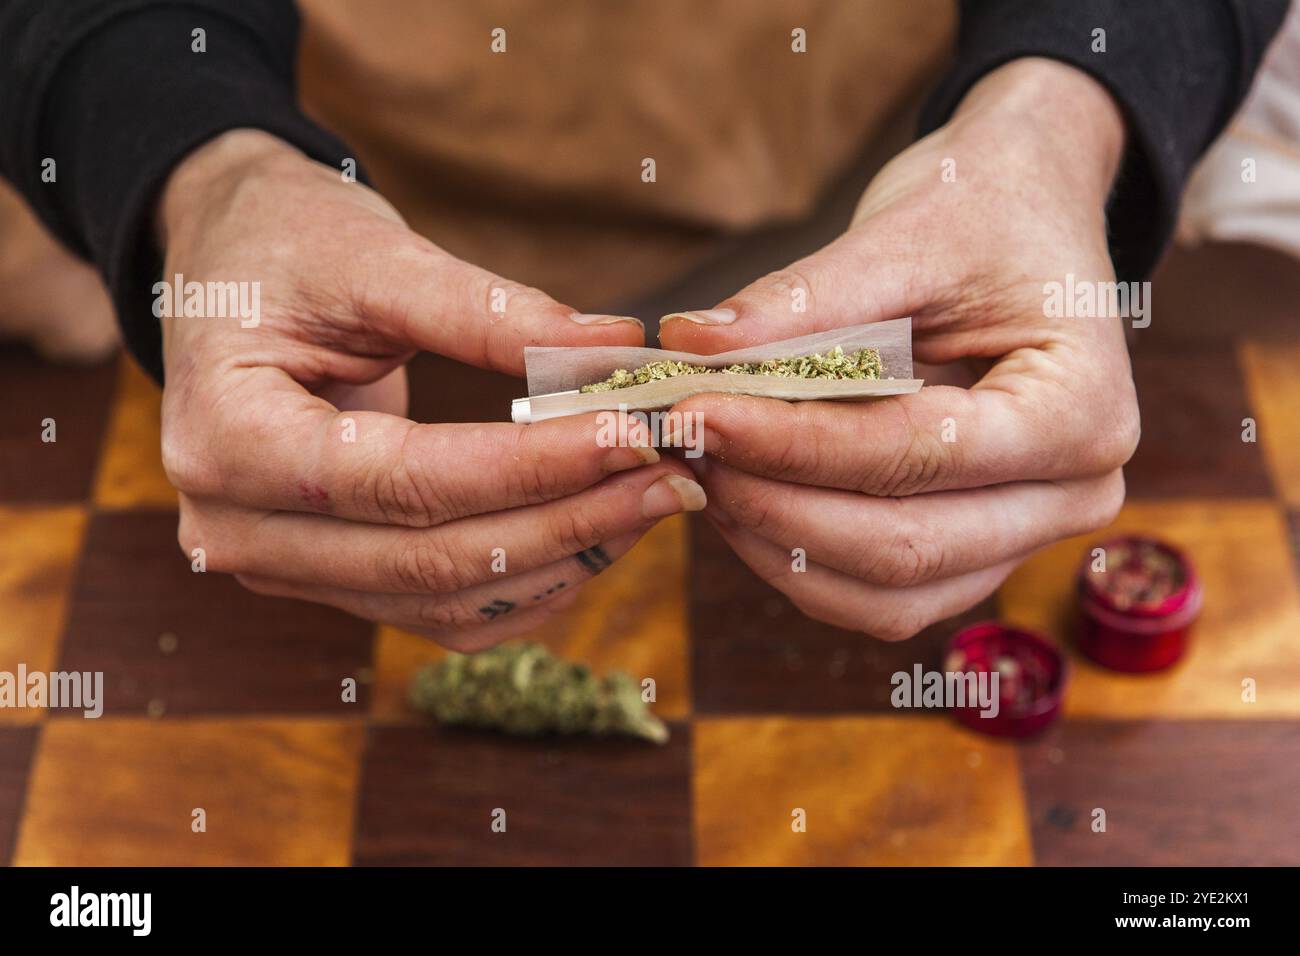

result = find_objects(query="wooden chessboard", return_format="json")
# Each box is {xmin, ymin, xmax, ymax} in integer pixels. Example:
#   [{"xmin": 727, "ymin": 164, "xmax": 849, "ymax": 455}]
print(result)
[{"xmin": 2, "ymin": 240, "xmax": 1299, "ymax": 867}]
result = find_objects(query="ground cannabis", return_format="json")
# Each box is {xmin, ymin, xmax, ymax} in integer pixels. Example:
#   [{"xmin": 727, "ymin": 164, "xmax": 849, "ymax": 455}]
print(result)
[
  {"xmin": 1096, "ymin": 540, "xmax": 1186, "ymax": 611},
  {"xmin": 578, "ymin": 345, "xmax": 883, "ymax": 393},
  {"xmin": 409, "ymin": 641, "xmax": 669, "ymax": 744}
]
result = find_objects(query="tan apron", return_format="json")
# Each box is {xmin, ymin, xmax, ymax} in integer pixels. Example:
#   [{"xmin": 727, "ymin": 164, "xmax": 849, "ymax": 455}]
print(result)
[{"xmin": 298, "ymin": 0, "xmax": 954, "ymax": 311}]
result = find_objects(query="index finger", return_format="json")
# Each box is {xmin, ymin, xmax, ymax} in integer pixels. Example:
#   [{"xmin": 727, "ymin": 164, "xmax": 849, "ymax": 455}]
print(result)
[
  {"xmin": 368, "ymin": 244, "xmax": 645, "ymax": 377},
  {"xmin": 675, "ymin": 377, "xmax": 1139, "ymax": 495},
  {"xmin": 172, "ymin": 366, "xmax": 661, "ymax": 526}
]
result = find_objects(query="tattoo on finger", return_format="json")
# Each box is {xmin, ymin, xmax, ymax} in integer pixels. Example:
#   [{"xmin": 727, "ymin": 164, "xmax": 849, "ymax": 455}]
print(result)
[
  {"xmin": 531, "ymin": 581, "xmax": 567, "ymax": 602},
  {"xmin": 574, "ymin": 545, "xmax": 612, "ymax": 576},
  {"xmin": 476, "ymin": 545, "xmax": 611, "ymax": 621},
  {"xmin": 478, "ymin": 598, "xmax": 516, "ymax": 620}
]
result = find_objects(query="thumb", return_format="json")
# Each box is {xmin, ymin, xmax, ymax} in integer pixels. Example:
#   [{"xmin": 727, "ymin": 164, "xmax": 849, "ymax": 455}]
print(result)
[
  {"xmin": 371, "ymin": 247, "xmax": 644, "ymax": 376},
  {"xmin": 656, "ymin": 232, "xmax": 912, "ymax": 355}
]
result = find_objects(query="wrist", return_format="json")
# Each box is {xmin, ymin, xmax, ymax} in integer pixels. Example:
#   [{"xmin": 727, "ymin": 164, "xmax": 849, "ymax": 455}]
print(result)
[
  {"xmin": 947, "ymin": 57, "xmax": 1126, "ymax": 204},
  {"xmin": 155, "ymin": 128, "xmax": 306, "ymax": 250}
]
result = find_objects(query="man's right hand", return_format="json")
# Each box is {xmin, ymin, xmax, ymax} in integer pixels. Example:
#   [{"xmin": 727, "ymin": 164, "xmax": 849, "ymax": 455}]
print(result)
[{"xmin": 155, "ymin": 129, "xmax": 704, "ymax": 651}]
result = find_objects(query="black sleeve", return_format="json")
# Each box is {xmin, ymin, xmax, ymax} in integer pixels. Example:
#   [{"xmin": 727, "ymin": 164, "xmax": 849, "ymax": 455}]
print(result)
[
  {"xmin": 918, "ymin": 0, "xmax": 1291, "ymax": 281},
  {"xmin": 0, "ymin": 0, "xmax": 363, "ymax": 383}
]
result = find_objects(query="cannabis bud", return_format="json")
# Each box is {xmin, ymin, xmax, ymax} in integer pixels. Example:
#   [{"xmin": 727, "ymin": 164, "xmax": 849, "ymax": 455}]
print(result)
[
  {"xmin": 579, "ymin": 345, "xmax": 883, "ymax": 393},
  {"xmin": 409, "ymin": 641, "xmax": 669, "ymax": 744}
]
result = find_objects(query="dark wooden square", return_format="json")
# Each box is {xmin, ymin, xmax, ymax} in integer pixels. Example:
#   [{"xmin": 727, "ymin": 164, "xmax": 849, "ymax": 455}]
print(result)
[
  {"xmin": 56, "ymin": 511, "xmax": 374, "ymax": 716},
  {"xmin": 688, "ymin": 516, "xmax": 994, "ymax": 714},
  {"xmin": 1147, "ymin": 240, "xmax": 1300, "ymax": 348},
  {"xmin": 1123, "ymin": 344, "xmax": 1272, "ymax": 498},
  {"xmin": 405, "ymin": 353, "xmax": 521, "ymax": 425},
  {"xmin": 1021, "ymin": 719, "xmax": 1300, "ymax": 865},
  {"xmin": 0, "ymin": 725, "xmax": 38, "ymax": 865},
  {"xmin": 352, "ymin": 723, "xmax": 693, "ymax": 865},
  {"xmin": 0, "ymin": 345, "xmax": 117, "ymax": 502}
]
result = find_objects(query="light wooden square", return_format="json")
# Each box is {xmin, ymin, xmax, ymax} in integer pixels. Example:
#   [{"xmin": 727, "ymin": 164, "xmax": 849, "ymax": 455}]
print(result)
[
  {"xmin": 693, "ymin": 716, "xmax": 1032, "ymax": 866},
  {"xmin": 999, "ymin": 499, "xmax": 1300, "ymax": 717},
  {"xmin": 15, "ymin": 718, "xmax": 364, "ymax": 865}
]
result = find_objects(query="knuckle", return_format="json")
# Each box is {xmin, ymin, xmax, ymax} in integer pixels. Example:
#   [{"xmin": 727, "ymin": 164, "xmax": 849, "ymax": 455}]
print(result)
[
  {"xmin": 392, "ymin": 542, "xmax": 463, "ymax": 593},
  {"xmin": 175, "ymin": 507, "xmax": 200, "ymax": 559},
  {"xmin": 373, "ymin": 453, "xmax": 450, "ymax": 527},
  {"xmin": 160, "ymin": 427, "xmax": 207, "ymax": 494},
  {"xmin": 757, "ymin": 265, "xmax": 818, "ymax": 314},
  {"xmin": 415, "ymin": 595, "xmax": 480, "ymax": 631},
  {"xmin": 869, "ymin": 423, "xmax": 948, "ymax": 497},
  {"xmin": 1070, "ymin": 395, "xmax": 1141, "ymax": 475},
  {"xmin": 1084, "ymin": 470, "xmax": 1127, "ymax": 531},
  {"xmin": 176, "ymin": 505, "xmax": 236, "ymax": 571},
  {"xmin": 764, "ymin": 433, "xmax": 819, "ymax": 483},
  {"xmin": 508, "ymin": 433, "xmax": 570, "ymax": 504},
  {"xmin": 723, "ymin": 484, "xmax": 786, "ymax": 539},
  {"xmin": 869, "ymin": 525, "xmax": 945, "ymax": 588},
  {"xmin": 162, "ymin": 374, "xmax": 262, "ymax": 497},
  {"xmin": 1104, "ymin": 404, "xmax": 1142, "ymax": 469},
  {"xmin": 548, "ymin": 505, "xmax": 606, "ymax": 558},
  {"xmin": 485, "ymin": 279, "xmax": 550, "ymax": 318}
]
